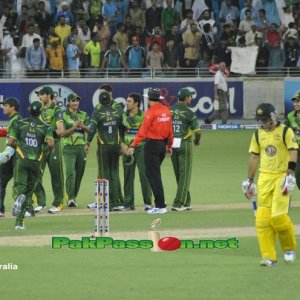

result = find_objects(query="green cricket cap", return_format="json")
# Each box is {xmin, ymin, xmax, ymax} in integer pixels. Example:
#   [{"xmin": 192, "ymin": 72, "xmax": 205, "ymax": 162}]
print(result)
[
  {"xmin": 99, "ymin": 91, "xmax": 111, "ymax": 105},
  {"xmin": 0, "ymin": 97, "xmax": 20, "ymax": 110},
  {"xmin": 30, "ymin": 101, "xmax": 44, "ymax": 113},
  {"xmin": 36, "ymin": 86, "xmax": 54, "ymax": 95},
  {"xmin": 178, "ymin": 88, "xmax": 195, "ymax": 100},
  {"xmin": 292, "ymin": 91, "xmax": 300, "ymax": 102},
  {"xmin": 67, "ymin": 92, "xmax": 81, "ymax": 102}
]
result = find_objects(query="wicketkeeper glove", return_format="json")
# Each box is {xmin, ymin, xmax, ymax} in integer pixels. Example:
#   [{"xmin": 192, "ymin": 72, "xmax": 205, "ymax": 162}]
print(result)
[
  {"xmin": 241, "ymin": 179, "xmax": 257, "ymax": 200},
  {"xmin": 281, "ymin": 174, "xmax": 296, "ymax": 195}
]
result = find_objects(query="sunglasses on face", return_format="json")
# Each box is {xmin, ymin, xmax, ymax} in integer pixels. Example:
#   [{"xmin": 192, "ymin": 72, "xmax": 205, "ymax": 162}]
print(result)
[{"xmin": 70, "ymin": 99, "xmax": 80, "ymax": 102}]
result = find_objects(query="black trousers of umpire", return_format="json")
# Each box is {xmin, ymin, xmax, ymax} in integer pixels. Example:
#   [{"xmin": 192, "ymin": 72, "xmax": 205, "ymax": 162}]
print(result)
[{"xmin": 144, "ymin": 139, "xmax": 167, "ymax": 208}]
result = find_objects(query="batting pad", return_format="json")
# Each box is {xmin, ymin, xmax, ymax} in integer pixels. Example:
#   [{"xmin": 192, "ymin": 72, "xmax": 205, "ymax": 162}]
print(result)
[
  {"xmin": 255, "ymin": 207, "xmax": 277, "ymax": 260},
  {"xmin": 271, "ymin": 214, "xmax": 297, "ymax": 252}
]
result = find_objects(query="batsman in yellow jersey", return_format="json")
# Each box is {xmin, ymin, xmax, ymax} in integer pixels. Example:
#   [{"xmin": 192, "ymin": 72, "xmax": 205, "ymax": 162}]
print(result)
[{"xmin": 242, "ymin": 103, "xmax": 298, "ymax": 266}]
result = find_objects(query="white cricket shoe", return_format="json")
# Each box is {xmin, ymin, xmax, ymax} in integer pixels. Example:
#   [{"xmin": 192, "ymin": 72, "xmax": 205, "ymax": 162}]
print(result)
[
  {"xmin": 12, "ymin": 194, "xmax": 26, "ymax": 216},
  {"xmin": 260, "ymin": 258, "xmax": 277, "ymax": 267},
  {"xmin": 147, "ymin": 207, "xmax": 167, "ymax": 214},
  {"xmin": 67, "ymin": 199, "xmax": 78, "ymax": 207},
  {"xmin": 34, "ymin": 205, "xmax": 46, "ymax": 212},
  {"xmin": 48, "ymin": 204, "xmax": 63, "ymax": 214},
  {"xmin": 15, "ymin": 224, "xmax": 26, "ymax": 230},
  {"xmin": 87, "ymin": 202, "xmax": 97, "ymax": 209},
  {"xmin": 284, "ymin": 251, "xmax": 296, "ymax": 263},
  {"xmin": 24, "ymin": 211, "xmax": 31, "ymax": 218}
]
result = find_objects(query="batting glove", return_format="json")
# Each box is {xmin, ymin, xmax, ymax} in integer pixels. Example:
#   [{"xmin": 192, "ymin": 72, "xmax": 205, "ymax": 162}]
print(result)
[
  {"xmin": 241, "ymin": 179, "xmax": 257, "ymax": 200},
  {"xmin": 281, "ymin": 174, "xmax": 296, "ymax": 195}
]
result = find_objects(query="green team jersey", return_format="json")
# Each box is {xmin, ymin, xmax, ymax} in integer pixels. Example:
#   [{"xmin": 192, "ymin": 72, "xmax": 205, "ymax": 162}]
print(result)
[
  {"xmin": 95, "ymin": 100, "xmax": 123, "ymax": 115},
  {"xmin": 87, "ymin": 104, "xmax": 122, "ymax": 145},
  {"xmin": 285, "ymin": 111, "xmax": 300, "ymax": 145},
  {"xmin": 122, "ymin": 110, "xmax": 145, "ymax": 147},
  {"xmin": 10, "ymin": 116, "xmax": 53, "ymax": 161},
  {"xmin": 40, "ymin": 102, "xmax": 63, "ymax": 140},
  {"xmin": 62, "ymin": 109, "xmax": 90, "ymax": 146},
  {"xmin": 171, "ymin": 102, "xmax": 200, "ymax": 141},
  {"xmin": 6, "ymin": 112, "xmax": 22, "ymax": 143}
]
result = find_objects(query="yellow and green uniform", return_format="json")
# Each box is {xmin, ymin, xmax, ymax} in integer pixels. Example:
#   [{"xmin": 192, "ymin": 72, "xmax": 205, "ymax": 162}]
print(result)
[
  {"xmin": 87, "ymin": 104, "xmax": 122, "ymax": 209},
  {"xmin": 34, "ymin": 102, "xmax": 64, "ymax": 207},
  {"xmin": 122, "ymin": 110, "xmax": 152, "ymax": 209},
  {"xmin": 249, "ymin": 122, "xmax": 298, "ymax": 261},
  {"xmin": 285, "ymin": 111, "xmax": 300, "ymax": 188},
  {"xmin": 10, "ymin": 116, "xmax": 53, "ymax": 226},
  {"xmin": 62, "ymin": 108, "xmax": 90, "ymax": 201},
  {"xmin": 171, "ymin": 102, "xmax": 200, "ymax": 208},
  {"xmin": 0, "ymin": 112, "xmax": 21, "ymax": 213}
]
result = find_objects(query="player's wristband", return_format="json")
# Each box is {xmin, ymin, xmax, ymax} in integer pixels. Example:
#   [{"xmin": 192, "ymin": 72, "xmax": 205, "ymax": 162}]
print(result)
[{"xmin": 288, "ymin": 161, "xmax": 297, "ymax": 171}]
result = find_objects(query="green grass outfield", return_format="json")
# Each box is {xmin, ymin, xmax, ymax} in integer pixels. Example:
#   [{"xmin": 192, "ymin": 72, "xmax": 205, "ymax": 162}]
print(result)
[{"xmin": 0, "ymin": 130, "xmax": 300, "ymax": 300}]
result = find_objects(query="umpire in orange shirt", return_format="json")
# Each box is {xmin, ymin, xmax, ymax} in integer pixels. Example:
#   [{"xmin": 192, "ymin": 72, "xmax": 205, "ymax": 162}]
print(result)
[{"xmin": 128, "ymin": 88, "xmax": 174, "ymax": 214}]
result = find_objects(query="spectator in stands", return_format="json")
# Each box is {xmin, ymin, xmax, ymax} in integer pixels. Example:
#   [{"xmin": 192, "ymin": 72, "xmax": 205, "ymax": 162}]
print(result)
[
  {"xmin": 125, "ymin": 35, "xmax": 145, "ymax": 77},
  {"xmin": 161, "ymin": 0, "xmax": 179, "ymax": 35},
  {"xmin": 281, "ymin": 5, "xmax": 294, "ymax": 30},
  {"xmin": 55, "ymin": 1, "xmax": 74, "ymax": 26},
  {"xmin": 201, "ymin": 23, "xmax": 215, "ymax": 59},
  {"xmin": 78, "ymin": 20, "xmax": 91, "ymax": 45},
  {"xmin": 101, "ymin": 41, "xmax": 124, "ymax": 76},
  {"xmin": 199, "ymin": 9, "xmax": 217, "ymax": 35},
  {"xmin": 43, "ymin": 23, "xmax": 56, "ymax": 48},
  {"xmin": 256, "ymin": 8, "xmax": 269, "ymax": 32},
  {"xmin": 113, "ymin": 23, "xmax": 129, "ymax": 55},
  {"xmin": 89, "ymin": 0, "xmax": 103, "ymax": 19},
  {"xmin": 164, "ymin": 38, "xmax": 180, "ymax": 77},
  {"xmin": 240, "ymin": 0, "xmax": 259, "ymax": 22},
  {"xmin": 35, "ymin": 1, "xmax": 52, "ymax": 37},
  {"xmin": 21, "ymin": 24, "xmax": 41, "ymax": 48},
  {"xmin": 71, "ymin": 0, "xmax": 85, "ymax": 22},
  {"xmin": 282, "ymin": 22, "xmax": 298, "ymax": 44},
  {"xmin": 267, "ymin": 40, "xmax": 285, "ymax": 75},
  {"xmin": 238, "ymin": 9, "xmax": 256, "ymax": 35},
  {"xmin": 82, "ymin": 32, "xmax": 101, "ymax": 77},
  {"xmin": 212, "ymin": 36, "xmax": 232, "ymax": 67},
  {"xmin": 146, "ymin": 41, "xmax": 163, "ymax": 71},
  {"xmin": 261, "ymin": 0, "xmax": 280, "ymax": 26},
  {"xmin": 16, "ymin": 4, "xmax": 30, "ymax": 35},
  {"xmin": 183, "ymin": 22, "xmax": 201, "ymax": 68},
  {"xmin": 255, "ymin": 36, "xmax": 269, "ymax": 75},
  {"xmin": 221, "ymin": 22, "xmax": 237, "ymax": 46},
  {"xmin": 165, "ymin": 24, "xmax": 184, "ymax": 67},
  {"xmin": 146, "ymin": 26, "xmax": 164, "ymax": 52},
  {"xmin": 124, "ymin": 14, "xmax": 136, "ymax": 42},
  {"xmin": 180, "ymin": 9, "xmax": 198, "ymax": 39},
  {"xmin": 266, "ymin": 23, "xmax": 281, "ymax": 47},
  {"xmin": 102, "ymin": 0, "xmax": 118, "ymax": 34},
  {"xmin": 219, "ymin": 0, "xmax": 240, "ymax": 29},
  {"xmin": 55, "ymin": 15, "xmax": 71, "ymax": 46},
  {"xmin": 245, "ymin": 24, "xmax": 260, "ymax": 46},
  {"xmin": 115, "ymin": 0, "xmax": 128, "ymax": 26},
  {"xmin": 66, "ymin": 35, "xmax": 80, "ymax": 78},
  {"xmin": 129, "ymin": 0, "xmax": 146, "ymax": 32},
  {"xmin": 25, "ymin": 37, "xmax": 46, "ymax": 78},
  {"xmin": 46, "ymin": 36, "xmax": 65, "ymax": 78},
  {"xmin": 93, "ymin": 18, "xmax": 111, "ymax": 59},
  {"xmin": 145, "ymin": 0, "xmax": 163, "ymax": 35},
  {"xmin": 196, "ymin": 50, "xmax": 212, "ymax": 77},
  {"xmin": 7, "ymin": 36, "xmax": 23, "ymax": 79},
  {"xmin": 1, "ymin": 26, "xmax": 18, "ymax": 78},
  {"xmin": 284, "ymin": 35, "xmax": 299, "ymax": 70}
]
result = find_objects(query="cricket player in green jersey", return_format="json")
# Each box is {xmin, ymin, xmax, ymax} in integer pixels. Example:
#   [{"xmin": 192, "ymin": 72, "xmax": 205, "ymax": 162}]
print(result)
[
  {"xmin": 86, "ymin": 91, "xmax": 123, "ymax": 211},
  {"xmin": 285, "ymin": 91, "xmax": 300, "ymax": 189},
  {"xmin": 170, "ymin": 88, "xmax": 201, "ymax": 211},
  {"xmin": 8, "ymin": 101, "xmax": 54, "ymax": 229},
  {"xmin": 61, "ymin": 93, "xmax": 90, "ymax": 207},
  {"xmin": 120, "ymin": 93, "xmax": 152, "ymax": 211},
  {"xmin": 33, "ymin": 86, "xmax": 65, "ymax": 214},
  {"xmin": 96, "ymin": 84, "xmax": 124, "ymax": 204},
  {"xmin": 0, "ymin": 98, "xmax": 21, "ymax": 217}
]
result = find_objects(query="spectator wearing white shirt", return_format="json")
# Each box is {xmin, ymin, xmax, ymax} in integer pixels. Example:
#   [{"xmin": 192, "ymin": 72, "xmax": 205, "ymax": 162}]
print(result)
[
  {"xmin": 238, "ymin": 9, "xmax": 256, "ymax": 35},
  {"xmin": 180, "ymin": 9, "xmax": 199, "ymax": 39},
  {"xmin": 21, "ymin": 24, "xmax": 42, "ymax": 48}
]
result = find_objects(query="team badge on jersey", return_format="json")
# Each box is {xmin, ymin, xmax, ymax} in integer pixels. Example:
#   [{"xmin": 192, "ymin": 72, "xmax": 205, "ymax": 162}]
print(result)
[{"xmin": 265, "ymin": 145, "xmax": 276, "ymax": 156}]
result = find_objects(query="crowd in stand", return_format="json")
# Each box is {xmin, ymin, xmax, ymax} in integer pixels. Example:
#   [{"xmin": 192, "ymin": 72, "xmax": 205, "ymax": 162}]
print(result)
[{"xmin": 1, "ymin": 0, "xmax": 300, "ymax": 78}]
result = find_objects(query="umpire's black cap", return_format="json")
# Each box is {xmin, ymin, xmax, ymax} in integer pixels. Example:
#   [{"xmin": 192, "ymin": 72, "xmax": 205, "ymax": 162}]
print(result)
[
  {"xmin": 143, "ymin": 88, "xmax": 163, "ymax": 101},
  {"xmin": 255, "ymin": 103, "xmax": 275, "ymax": 121},
  {"xmin": 0, "ymin": 97, "xmax": 20, "ymax": 111}
]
